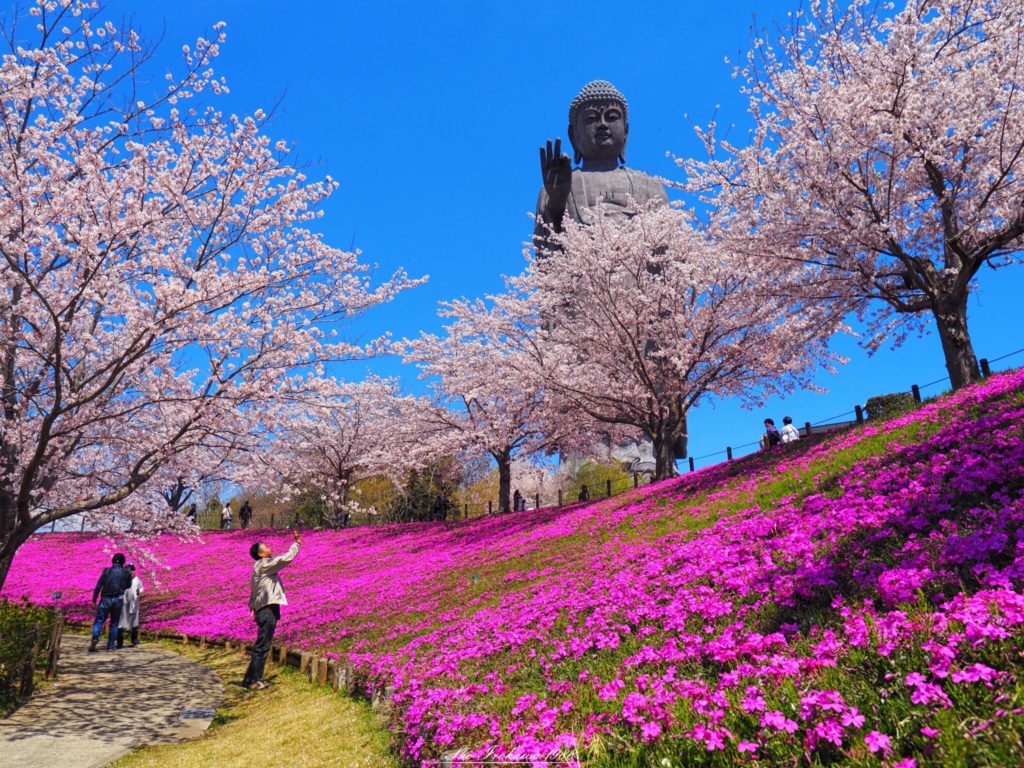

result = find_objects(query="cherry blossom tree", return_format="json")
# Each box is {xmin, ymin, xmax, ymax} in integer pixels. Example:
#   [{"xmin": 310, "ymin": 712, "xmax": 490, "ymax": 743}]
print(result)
[
  {"xmin": 403, "ymin": 304, "xmax": 563, "ymax": 513},
  {"xmin": 239, "ymin": 377, "xmax": 420, "ymax": 527},
  {"xmin": 0, "ymin": 2, "xmax": 420, "ymax": 587},
  {"xmin": 687, "ymin": 0, "xmax": 1024, "ymax": 390},
  {"xmin": 500, "ymin": 205, "xmax": 836, "ymax": 481},
  {"xmin": 159, "ymin": 440, "xmax": 239, "ymax": 516}
]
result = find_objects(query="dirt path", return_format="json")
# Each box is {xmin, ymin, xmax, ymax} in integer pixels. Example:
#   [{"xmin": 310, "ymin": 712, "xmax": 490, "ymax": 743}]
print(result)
[{"xmin": 0, "ymin": 634, "xmax": 223, "ymax": 768}]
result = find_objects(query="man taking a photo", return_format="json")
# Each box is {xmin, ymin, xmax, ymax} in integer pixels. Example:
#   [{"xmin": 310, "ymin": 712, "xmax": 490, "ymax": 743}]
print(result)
[{"xmin": 242, "ymin": 529, "xmax": 301, "ymax": 690}]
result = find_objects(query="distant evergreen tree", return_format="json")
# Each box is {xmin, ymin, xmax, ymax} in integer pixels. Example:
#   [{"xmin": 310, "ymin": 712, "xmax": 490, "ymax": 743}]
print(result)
[{"xmin": 388, "ymin": 460, "xmax": 461, "ymax": 522}]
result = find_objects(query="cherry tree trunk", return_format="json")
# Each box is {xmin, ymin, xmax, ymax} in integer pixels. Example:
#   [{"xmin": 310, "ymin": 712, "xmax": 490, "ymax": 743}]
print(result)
[
  {"xmin": 653, "ymin": 433, "xmax": 678, "ymax": 482},
  {"xmin": 933, "ymin": 297, "xmax": 980, "ymax": 391},
  {"xmin": 497, "ymin": 452, "xmax": 512, "ymax": 514},
  {"xmin": 0, "ymin": 523, "xmax": 32, "ymax": 593}
]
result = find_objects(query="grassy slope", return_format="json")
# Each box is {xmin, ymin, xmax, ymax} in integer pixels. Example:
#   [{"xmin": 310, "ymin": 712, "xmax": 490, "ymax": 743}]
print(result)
[{"xmin": 113, "ymin": 642, "xmax": 397, "ymax": 768}]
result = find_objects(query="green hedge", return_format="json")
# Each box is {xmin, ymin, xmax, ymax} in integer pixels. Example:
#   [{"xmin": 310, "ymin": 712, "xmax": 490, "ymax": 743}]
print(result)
[
  {"xmin": 0, "ymin": 599, "xmax": 56, "ymax": 715},
  {"xmin": 864, "ymin": 391, "xmax": 916, "ymax": 421}
]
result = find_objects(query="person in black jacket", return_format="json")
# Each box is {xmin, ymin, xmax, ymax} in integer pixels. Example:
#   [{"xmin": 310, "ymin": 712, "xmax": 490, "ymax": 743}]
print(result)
[
  {"xmin": 90, "ymin": 553, "xmax": 132, "ymax": 652},
  {"xmin": 239, "ymin": 500, "xmax": 253, "ymax": 529}
]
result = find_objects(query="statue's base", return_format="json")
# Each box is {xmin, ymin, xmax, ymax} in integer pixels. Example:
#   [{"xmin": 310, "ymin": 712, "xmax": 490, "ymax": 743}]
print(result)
[{"xmin": 557, "ymin": 438, "xmax": 656, "ymax": 480}]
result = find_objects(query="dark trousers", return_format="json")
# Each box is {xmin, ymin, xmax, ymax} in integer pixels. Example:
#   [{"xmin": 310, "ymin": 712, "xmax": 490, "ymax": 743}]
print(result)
[
  {"xmin": 116, "ymin": 627, "xmax": 140, "ymax": 648},
  {"xmin": 91, "ymin": 596, "xmax": 123, "ymax": 649},
  {"xmin": 243, "ymin": 604, "xmax": 280, "ymax": 685}
]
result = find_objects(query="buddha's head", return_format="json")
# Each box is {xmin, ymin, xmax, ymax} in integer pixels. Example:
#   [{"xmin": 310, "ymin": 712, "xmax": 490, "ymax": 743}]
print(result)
[{"xmin": 568, "ymin": 80, "xmax": 629, "ymax": 168}]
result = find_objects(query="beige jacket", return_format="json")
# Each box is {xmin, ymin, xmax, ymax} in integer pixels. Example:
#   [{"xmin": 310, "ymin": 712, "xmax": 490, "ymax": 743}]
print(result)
[{"xmin": 248, "ymin": 542, "xmax": 299, "ymax": 612}]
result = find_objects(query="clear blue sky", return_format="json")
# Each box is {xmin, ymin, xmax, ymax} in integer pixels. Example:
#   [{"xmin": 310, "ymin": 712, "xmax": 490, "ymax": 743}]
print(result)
[{"xmin": 100, "ymin": 0, "xmax": 1024, "ymax": 468}]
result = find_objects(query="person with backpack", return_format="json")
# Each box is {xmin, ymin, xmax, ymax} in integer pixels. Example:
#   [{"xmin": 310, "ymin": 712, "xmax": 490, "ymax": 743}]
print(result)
[
  {"xmin": 762, "ymin": 418, "xmax": 782, "ymax": 449},
  {"xmin": 221, "ymin": 501, "xmax": 234, "ymax": 530},
  {"xmin": 90, "ymin": 553, "xmax": 132, "ymax": 652}
]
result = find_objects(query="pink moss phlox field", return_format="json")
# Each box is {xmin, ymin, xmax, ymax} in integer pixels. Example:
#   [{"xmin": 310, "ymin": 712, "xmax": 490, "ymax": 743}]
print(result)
[{"xmin": 6, "ymin": 370, "xmax": 1024, "ymax": 766}]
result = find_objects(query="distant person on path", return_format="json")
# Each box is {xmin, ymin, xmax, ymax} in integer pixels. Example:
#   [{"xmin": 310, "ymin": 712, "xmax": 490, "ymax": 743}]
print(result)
[
  {"xmin": 117, "ymin": 564, "xmax": 144, "ymax": 648},
  {"xmin": 239, "ymin": 500, "xmax": 253, "ymax": 530},
  {"xmin": 513, "ymin": 489, "xmax": 523, "ymax": 512},
  {"xmin": 89, "ymin": 553, "xmax": 132, "ymax": 652},
  {"xmin": 761, "ymin": 418, "xmax": 782, "ymax": 450},
  {"xmin": 186, "ymin": 502, "xmax": 197, "ymax": 524},
  {"xmin": 221, "ymin": 501, "xmax": 234, "ymax": 530},
  {"xmin": 243, "ymin": 529, "xmax": 302, "ymax": 690},
  {"xmin": 780, "ymin": 416, "xmax": 801, "ymax": 444}
]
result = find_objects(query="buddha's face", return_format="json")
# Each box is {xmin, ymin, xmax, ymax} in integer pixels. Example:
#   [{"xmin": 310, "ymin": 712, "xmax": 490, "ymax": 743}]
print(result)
[{"xmin": 570, "ymin": 101, "xmax": 628, "ymax": 164}]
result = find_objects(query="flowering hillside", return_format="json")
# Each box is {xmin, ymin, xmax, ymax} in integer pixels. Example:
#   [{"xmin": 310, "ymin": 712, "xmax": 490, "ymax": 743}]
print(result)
[{"xmin": 5, "ymin": 370, "xmax": 1024, "ymax": 767}]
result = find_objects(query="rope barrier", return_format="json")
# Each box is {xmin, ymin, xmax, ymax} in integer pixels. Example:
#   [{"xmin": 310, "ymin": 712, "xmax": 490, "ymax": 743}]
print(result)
[
  {"xmin": 683, "ymin": 341, "xmax": 1023, "ymax": 475},
  {"xmin": 693, "ymin": 448, "xmax": 729, "ymax": 461},
  {"xmin": 810, "ymin": 409, "xmax": 855, "ymax": 426},
  {"xmin": 919, "ymin": 376, "xmax": 950, "ymax": 390},
  {"xmin": 988, "ymin": 347, "xmax": 1024, "ymax": 364}
]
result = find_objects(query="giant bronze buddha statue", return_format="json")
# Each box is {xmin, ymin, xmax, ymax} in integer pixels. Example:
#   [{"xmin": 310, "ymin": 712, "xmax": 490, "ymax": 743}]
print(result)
[{"xmin": 535, "ymin": 80, "xmax": 669, "ymax": 241}]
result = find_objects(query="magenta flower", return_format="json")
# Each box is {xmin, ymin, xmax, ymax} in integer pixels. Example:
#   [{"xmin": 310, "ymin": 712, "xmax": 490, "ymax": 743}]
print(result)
[{"xmin": 864, "ymin": 730, "xmax": 892, "ymax": 754}]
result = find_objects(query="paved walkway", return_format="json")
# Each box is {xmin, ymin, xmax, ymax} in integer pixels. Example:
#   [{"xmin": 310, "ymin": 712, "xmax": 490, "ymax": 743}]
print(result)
[{"xmin": 0, "ymin": 634, "xmax": 223, "ymax": 768}]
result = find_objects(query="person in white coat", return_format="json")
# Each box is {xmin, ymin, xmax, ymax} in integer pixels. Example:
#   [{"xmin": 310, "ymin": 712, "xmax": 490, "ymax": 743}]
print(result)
[
  {"xmin": 117, "ymin": 564, "xmax": 144, "ymax": 648},
  {"xmin": 221, "ymin": 501, "xmax": 234, "ymax": 530},
  {"xmin": 780, "ymin": 416, "xmax": 801, "ymax": 444}
]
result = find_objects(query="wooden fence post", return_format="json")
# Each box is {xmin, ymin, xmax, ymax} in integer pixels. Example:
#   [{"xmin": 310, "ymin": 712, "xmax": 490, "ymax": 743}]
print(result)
[
  {"xmin": 317, "ymin": 657, "xmax": 329, "ymax": 686},
  {"xmin": 911, "ymin": 384, "xmax": 921, "ymax": 403},
  {"xmin": 534, "ymin": 493, "xmax": 540, "ymax": 509},
  {"xmin": 372, "ymin": 684, "xmax": 395, "ymax": 710},
  {"xmin": 558, "ymin": 489, "xmax": 563, "ymax": 506},
  {"xmin": 606, "ymin": 479, "xmax": 612, "ymax": 497},
  {"xmin": 726, "ymin": 446, "xmax": 733, "ymax": 461},
  {"xmin": 633, "ymin": 472, "xmax": 638, "ymax": 488},
  {"xmin": 804, "ymin": 420, "xmax": 812, "ymax": 437},
  {"xmin": 488, "ymin": 500, "xmax": 492, "ymax": 515},
  {"xmin": 45, "ymin": 611, "xmax": 64, "ymax": 680},
  {"xmin": 980, "ymin": 358, "xmax": 991, "ymax": 377},
  {"xmin": 688, "ymin": 457, "xmax": 695, "ymax": 472},
  {"xmin": 855, "ymin": 405, "xmax": 864, "ymax": 424},
  {"xmin": 342, "ymin": 665, "xmax": 354, "ymax": 692},
  {"xmin": 19, "ymin": 624, "xmax": 43, "ymax": 700}
]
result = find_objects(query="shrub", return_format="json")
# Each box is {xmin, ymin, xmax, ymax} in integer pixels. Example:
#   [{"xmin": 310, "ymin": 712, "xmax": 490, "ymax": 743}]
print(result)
[
  {"xmin": 865, "ymin": 391, "xmax": 916, "ymax": 420},
  {"xmin": 0, "ymin": 599, "xmax": 56, "ymax": 715}
]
